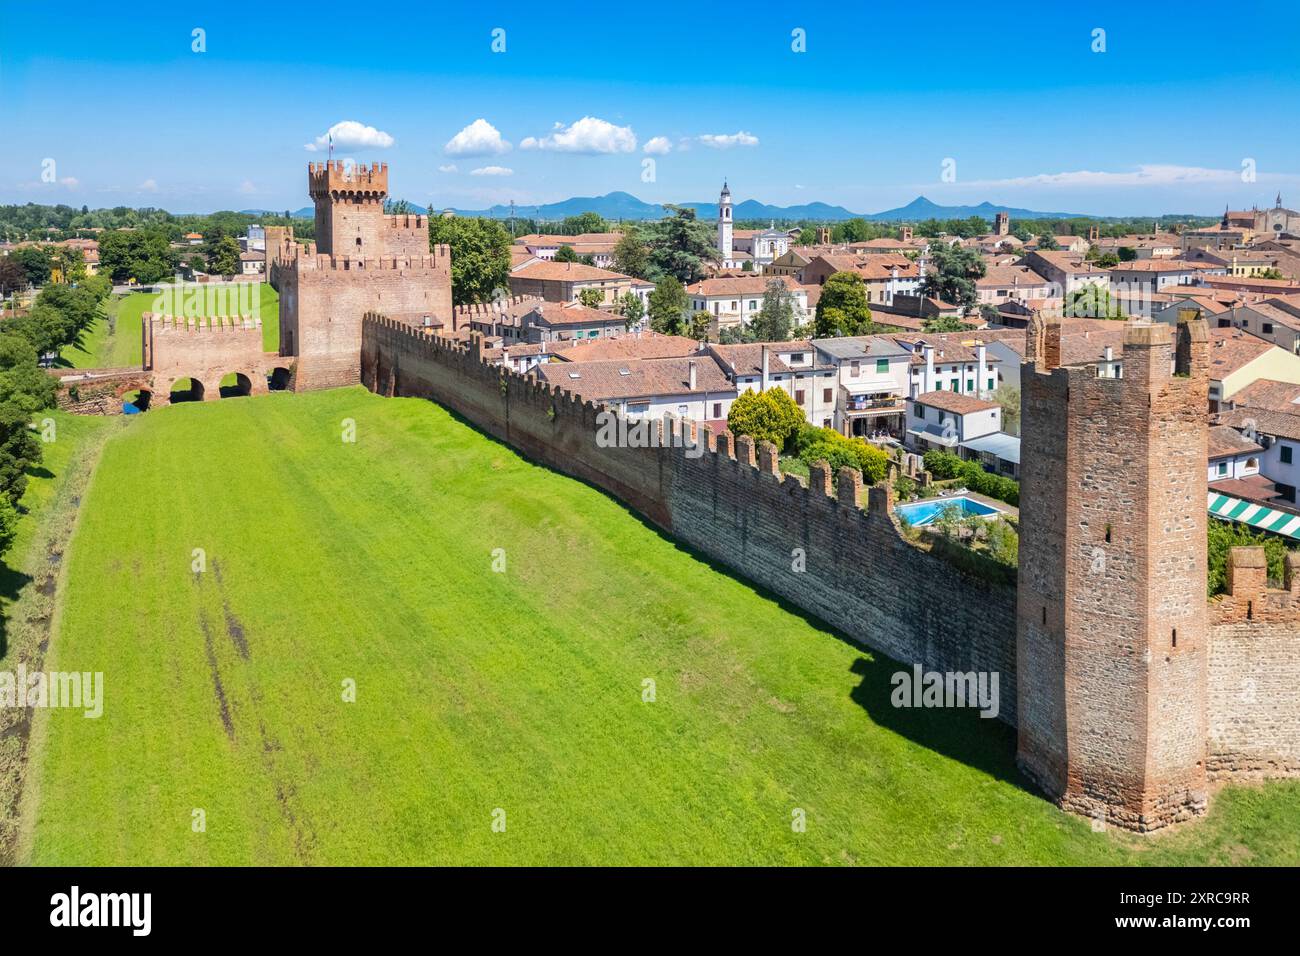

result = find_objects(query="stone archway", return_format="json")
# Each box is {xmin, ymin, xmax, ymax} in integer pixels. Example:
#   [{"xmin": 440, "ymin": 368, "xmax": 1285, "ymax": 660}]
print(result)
[
  {"xmin": 268, "ymin": 366, "xmax": 293, "ymax": 391},
  {"xmin": 219, "ymin": 372, "xmax": 254, "ymax": 398},
  {"xmin": 169, "ymin": 377, "xmax": 207, "ymax": 403}
]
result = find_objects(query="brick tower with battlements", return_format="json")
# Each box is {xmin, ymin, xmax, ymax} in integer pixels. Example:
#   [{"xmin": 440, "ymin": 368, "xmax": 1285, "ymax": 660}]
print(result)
[
  {"xmin": 275, "ymin": 162, "xmax": 452, "ymax": 390},
  {"xmin": 1017, "ymin": 315, "xmax": 1212, "ymax": 831}
]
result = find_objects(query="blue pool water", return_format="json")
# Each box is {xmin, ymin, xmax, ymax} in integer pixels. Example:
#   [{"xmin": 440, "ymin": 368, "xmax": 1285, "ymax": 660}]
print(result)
[{"xmin": 894, "ymin": 495, "xmax": 1001, "ymax": 526}]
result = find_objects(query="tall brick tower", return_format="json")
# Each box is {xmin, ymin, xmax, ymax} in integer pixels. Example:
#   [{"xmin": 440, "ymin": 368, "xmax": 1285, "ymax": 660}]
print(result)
[
  {"xmin": 276, "ymin": 162, "xmax": 451, "ymax": 390},
  {"xmin": 1017, "ymin": 316, "xmax": 1211, "ymax": 831},
  {"xmin": 309, "ymin": 160, "xmax": 389, "ymax": 257}
]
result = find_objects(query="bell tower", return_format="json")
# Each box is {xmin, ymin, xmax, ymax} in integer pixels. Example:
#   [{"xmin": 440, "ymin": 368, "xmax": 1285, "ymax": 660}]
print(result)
[{"xmin": 718, "ymin": 181, "xmax": 733, "ymax": 264}]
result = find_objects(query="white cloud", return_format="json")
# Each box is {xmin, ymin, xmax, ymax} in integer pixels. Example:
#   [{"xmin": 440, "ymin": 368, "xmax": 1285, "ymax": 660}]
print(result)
[
  {"xmin": 521, "ymin": 116, "xmax": 636, "ymax": 154},
  {"xmin": 139, "ymin": 178, "xmax": 158, "ymax": 192},
  {"xmin": 304, "ymin": 120, "xmax": 395, "ymax": 153},
  {"xmin": 438, "ymin": 164, "xmax": 458, "ymax": 173},
  {"xmin": 238, "ymin": 180, "xmax": 257, "ymax": 194},
  {"xmin": 444, "ymin": 119, "xmax": 511, "ymax": 157},
  {"xmin": 470, "ymin": 166, "xmax": 513, "ymax": 177},
  {"xmin": 643, "ymin": 136, "xmax": 672, "ymax": 155},
  {"xmin": 58, "ymin": 176, "xmax": 79, "ymax": 188},
  {"xmin": 959, "ymin": 164, "xmax": 1256, "ymax": 189},
  {"xmin": 698, "ymin": 131, "xmax": 759, "ymax": 149}
]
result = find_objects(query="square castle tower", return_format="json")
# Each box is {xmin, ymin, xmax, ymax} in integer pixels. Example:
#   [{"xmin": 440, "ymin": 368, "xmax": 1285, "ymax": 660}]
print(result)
[
  {"xmin": 269, "ymin": 162, "xmax": 452, "ymax": 390},
  {"xmin": 1017, "ymin": 315, "xmax": 1212, "ymax": 831}
]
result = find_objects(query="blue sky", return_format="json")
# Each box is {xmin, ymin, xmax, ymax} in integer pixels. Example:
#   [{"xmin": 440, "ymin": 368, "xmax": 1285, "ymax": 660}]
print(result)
[{"xmin": 1, "ymin": 1, "xmax": 1297, "ymax": 217}]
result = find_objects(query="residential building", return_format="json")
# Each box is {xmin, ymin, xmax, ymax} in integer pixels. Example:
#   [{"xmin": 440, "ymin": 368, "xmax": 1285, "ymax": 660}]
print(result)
[
  {"xmin": 513, "ymin": 233, "xmax": 622, "ymax": 269},
  {"xmin": 707, "ymin": 341, "xmax": 839, "ymax": 429},
  {"xmin": 685, "ymin": 274, "xmax": 809, "ymax": 333},
  {"xmin": 975, "ymin": 263, "xmax": 1056, "ymax": 307},
  {"xmin": 508, "ymin": 260, "xmax": 635, "ymax": 306},
  {"xmin": 810, "ymin": 336, "xmax": 912, "ymax": 437},
  {"xmin": 1207, "ymin": 326, "xmax": 1300, "ymax": 412},
  {"xmin": 535, "ymin": 355, "xmax": 737, "ymax": 425}
]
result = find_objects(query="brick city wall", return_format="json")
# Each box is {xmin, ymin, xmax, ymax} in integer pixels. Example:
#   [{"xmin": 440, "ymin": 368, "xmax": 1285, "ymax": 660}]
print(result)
[
  {"xmin": 51, "ymin": 369, "xmax": 148, "ymax": 415},
  {"xmin": 144, "ymin": 314, "xmax": 277, "ymax": 400},
  {"xmin": 1206, "ymin": 548, "xmax": 1300, "ymax": 776},
  {"xmin": 281, "ymin": 247, "xmax": 452, "ymax": 392},
  {"xmin": 361, "ymin": 316, "xmax": 1019, "ymax": 723}
]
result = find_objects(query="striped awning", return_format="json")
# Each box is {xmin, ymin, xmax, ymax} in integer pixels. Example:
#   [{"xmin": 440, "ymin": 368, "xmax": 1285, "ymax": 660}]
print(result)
[{"xmin": 1208, "ymin": 492, "xmax": 1300, "ymax": 539}]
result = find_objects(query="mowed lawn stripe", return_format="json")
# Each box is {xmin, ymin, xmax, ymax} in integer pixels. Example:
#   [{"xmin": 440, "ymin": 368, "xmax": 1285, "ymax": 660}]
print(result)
[{"xmin": 28, "ymin": 387, "xmax": 1300, "ymax": 865}]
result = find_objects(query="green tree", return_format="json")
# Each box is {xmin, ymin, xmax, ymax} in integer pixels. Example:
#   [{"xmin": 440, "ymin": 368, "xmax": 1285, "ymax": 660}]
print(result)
[
  {"xmin": 648, "ymin": 277, "xmax": 688, "ymax": 335},
  {"xmin": 645, "ymin": 206, "xmax": 717, "ymax": 283},
  {"xmin": 9, "ymin": 246, "xmax": 52, "ymax": 286},
  {"xmin": 578, "ymin": 287, "xmax": 605, "ymax": 308},
  {"xmin": 750, "ymin": 279, "xmax": 796, "ymax": 342},
  {"xmin": 1036, "ymin": 234, "xmax": 1060, "ymax": 251},
  {"xmin": 726, "ymin": 388, "xmax": 805, "ymax": 449},
  {"xmin": 814, "ymin": 271, "xmax": 872, "ymax": 337},
  {"xmin": 208, "ymin": 236, "xmax": 241, "ymax": 276},
  {"xmin": 1064, "ymin": 282, "xmax": 1124, "ymax": 320},
  {"xmin": 992, "ymin": 383, "xmax": 1020, "ymax": 434},
  {"xmin": 920, "ymin": 243, "xmax": 985, "ymax": 313},
  {"xmin": 553, "ymin": 244, "xmax": 580, "ymax": 263},
  {"xmin": 616, "ymin": 291, "xmax": 644, "ymax": 329},
  {"xmin": 611, "ymin": 232, "xmax": 650, "ymax": 279},
  {"xmin": 922, "ymin": 315, "xmax": 967, "ymax": 333},
  {"xmin": 560, "ymin": 211, "xmax": 607, "ymax": 235},
  {"xmin": 0, "ymin": 257, "xmax": 25, "ymax": 296},
  {"xmin": 428, "ymin": 216, "xmax": 512, "ymax": 305},
  {"xmin": 99, "ymin": 228, "xmax": 179, "ymax": 284},
  {"xmin": 0, "ymin": 495, "xmax": 18, "ymax": 557},
  {"xmin": 689, "ymin": 310, "xmax": 712, "ymax": 341}
]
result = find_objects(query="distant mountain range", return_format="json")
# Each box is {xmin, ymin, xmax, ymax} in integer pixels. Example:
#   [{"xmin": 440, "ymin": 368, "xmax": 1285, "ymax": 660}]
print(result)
[
  {"xmin": 240, "ymin": 192, "xmax": 1093, "ymax": 223},
  {"xmin": 438, "ymin": 191, "xmax": 1092, "ymax": 222}
]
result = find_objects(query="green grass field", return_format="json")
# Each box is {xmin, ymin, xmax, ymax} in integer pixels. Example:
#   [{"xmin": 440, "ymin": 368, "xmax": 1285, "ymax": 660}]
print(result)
[
  {"xmin": 61, "ymin": 283, "xmax": 279, "ymax": 369},
  {"xmin": 21, "ymin": 388, "xmax": 1300, "ymax": 865}
]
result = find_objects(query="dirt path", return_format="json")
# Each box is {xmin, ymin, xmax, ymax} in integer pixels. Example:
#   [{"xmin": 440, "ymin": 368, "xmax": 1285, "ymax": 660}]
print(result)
[{"xmin": 0, "ymin": 418, "xmax": 122, "ymax": 865}]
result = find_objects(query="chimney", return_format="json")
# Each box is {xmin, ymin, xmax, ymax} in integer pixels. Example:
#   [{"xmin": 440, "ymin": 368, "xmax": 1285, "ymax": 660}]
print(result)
[
  {"xmin": 761, "ymin": 345, "xmax": 770, "ymax": 391},
  {"xmin": 688, "ymin": 360, "xmax": 697, "ymax": 391},
  {"xmin": 922, "ymin": 343, "xmax": 936, "ymax": 392},
  {"xmin": 975, "ymin": 342, "xmax": 988, "ymax": 393}
]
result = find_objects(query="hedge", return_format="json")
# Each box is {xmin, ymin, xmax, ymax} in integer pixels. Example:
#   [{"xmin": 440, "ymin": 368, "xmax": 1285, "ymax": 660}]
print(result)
[{"xmin": 922, "ymin": 449, "xmax": 1019, "ymax": 506}]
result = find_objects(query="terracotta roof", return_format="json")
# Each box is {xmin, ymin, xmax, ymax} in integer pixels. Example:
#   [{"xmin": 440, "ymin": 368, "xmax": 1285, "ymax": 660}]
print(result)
[
  {"xmin": 1208, "ymin": 424, "xmax": 1264, "ymax": 459},
  {"xmin": 527, "ymin": 301, "xmax": 622, "ymax": 328},
  {"xmin": 535, "ymin": 356, "xmax": 733, "ymax": 401},
  {"xmin": 549, "ymin": 334, "xmax": 701, "ymax": 363},
  {"xmin": 1218, "ymin": 407, "xmax": 1300, "ymax": 444},
  {"xmin": 1227, "ymin": 378, "xmax": 1300, "ymax": 413},
  {"xmin": 1209, "ymin": 474, "xmax": 1280, "ymax": 501},
  {"xmin": 975, "ymin": 264, "xmax": 1053, "ymax": 289},
  {"xmin": 913, "ymin": 390, "xmax": 999, "ymax": 414},
  {"xmin": 512, "ymin": 261, "xmax": 630, "ymax": 282},
  {"xmin": 686, "ymin": 275, "xmax": 803, "ymax": 296},
  {"xmin": 1209, "ymin": 328, "xmax": 1274, "ymax": 378}
]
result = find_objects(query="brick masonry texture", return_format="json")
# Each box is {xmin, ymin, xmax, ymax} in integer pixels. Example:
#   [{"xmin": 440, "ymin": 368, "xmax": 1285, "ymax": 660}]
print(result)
[
  {"xmin": 1207, "ymin": 550, "xmax": 1300, "ymax": 776},
  {"xmin": 360, "ymin": 316, "xmax": 1020, "ymax": 724},
  {"xmin": 361, "ymin": 312, "xmax": 1300, "ymax": 832},
  {"xmin": 1018, "ymin": 319, "xmax": 1212, "ymax": 831}
]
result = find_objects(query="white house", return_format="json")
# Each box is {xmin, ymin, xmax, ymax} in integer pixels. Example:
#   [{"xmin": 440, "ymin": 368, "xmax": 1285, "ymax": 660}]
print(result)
[
  {"xmin": 535, "ymin": 355, "xmax": 738, "ymax": 425},
  {"xmin": 1208, "ymin": 424, "xmax": 1263, "ymax": 483},
  {"xmin": 811, "ymin": 336, "xmax": 912, "ymax": 437},
  {"xmin": 685, "ymin": 275, "xmax": 809, "ymax": 330},
  {"xmin": 707, "ymin": 341, "xmax": 838, "ymax": 429}
]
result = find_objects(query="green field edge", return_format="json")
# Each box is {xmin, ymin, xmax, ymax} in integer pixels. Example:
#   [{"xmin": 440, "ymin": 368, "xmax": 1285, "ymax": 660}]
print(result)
[{"xmin": 0, "ymin": 415, "xmax": 122, "ymax": 864}]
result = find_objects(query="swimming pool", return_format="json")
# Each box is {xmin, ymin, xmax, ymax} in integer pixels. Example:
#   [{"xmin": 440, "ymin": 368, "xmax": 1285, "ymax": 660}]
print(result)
[{"xmin": 894, "ymin": 495, "xmax": 1002, "ymax": 527}]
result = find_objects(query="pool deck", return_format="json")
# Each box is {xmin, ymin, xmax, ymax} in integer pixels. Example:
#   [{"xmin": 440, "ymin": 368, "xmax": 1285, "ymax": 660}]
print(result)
[{"xmin": 901, "ymin": 489, "xmax": 1019, "ymax": 520}]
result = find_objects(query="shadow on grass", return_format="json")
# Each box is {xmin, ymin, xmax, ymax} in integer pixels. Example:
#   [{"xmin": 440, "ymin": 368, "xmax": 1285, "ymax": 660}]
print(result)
[{"xmin": 412, "ymin": 392, "xmax": 1038, "ymax": 798}]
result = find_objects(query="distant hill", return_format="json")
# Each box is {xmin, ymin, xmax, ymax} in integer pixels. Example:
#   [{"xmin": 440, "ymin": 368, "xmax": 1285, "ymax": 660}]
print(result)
[
  {"xmin": 240, "ymin": 192, "xmax": 1092, "ymax": 223},
  {"xmin": 863, "ymin": 196, "xmax": 1088, "ymax": 222},
  {"xmin": 446, "ymin": 191, "xmax": 1093, "ymax": 222}
]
